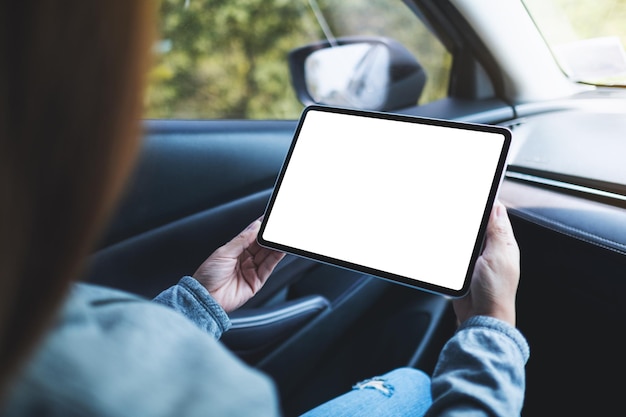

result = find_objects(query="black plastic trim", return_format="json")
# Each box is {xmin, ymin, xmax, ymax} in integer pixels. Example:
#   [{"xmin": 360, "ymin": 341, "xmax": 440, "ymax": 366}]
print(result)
[{"xmin": 500, "ymin": 179, "xmax": 626, "ymax": 256}]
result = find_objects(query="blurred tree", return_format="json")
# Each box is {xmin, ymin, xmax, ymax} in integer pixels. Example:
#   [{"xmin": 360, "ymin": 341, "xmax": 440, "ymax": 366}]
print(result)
[{"xmin": 146, "ymin": 0, "xmax": 321, "ymax": 119}]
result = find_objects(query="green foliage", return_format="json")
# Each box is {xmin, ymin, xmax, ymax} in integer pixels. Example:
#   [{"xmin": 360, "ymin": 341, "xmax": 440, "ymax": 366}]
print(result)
[
  {"xmin": 146, "ymin": 0, "xmax": 320, "ymax": 119},
  {"xmin": 145, "ymin": 0, "xmax": 451, "ymax": 120}
]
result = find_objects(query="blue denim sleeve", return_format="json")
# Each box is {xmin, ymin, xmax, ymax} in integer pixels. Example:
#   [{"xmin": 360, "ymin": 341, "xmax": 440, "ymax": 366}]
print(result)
[
  {"xmin": 425, "ymin": 315, "xmax": 530, "ymax": 417},
  {"xmin": 1, "ymin": 283, "xmax": 280, "ymax": 417},
  {"xmin": 152, "ymin": 276, "xmax": 231, "ymax": 339}
]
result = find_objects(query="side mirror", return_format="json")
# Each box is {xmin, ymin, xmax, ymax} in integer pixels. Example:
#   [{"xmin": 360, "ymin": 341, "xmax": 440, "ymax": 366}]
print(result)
[{"xmin": 288, "ymin": 37, "xmax": 426, "ymax": 111}]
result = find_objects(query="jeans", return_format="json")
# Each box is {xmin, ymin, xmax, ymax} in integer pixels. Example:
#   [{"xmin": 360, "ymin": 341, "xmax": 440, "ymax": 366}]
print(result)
[{"xmin": 300, "ymin": 367, "xmax": 432, "ymax": 417}]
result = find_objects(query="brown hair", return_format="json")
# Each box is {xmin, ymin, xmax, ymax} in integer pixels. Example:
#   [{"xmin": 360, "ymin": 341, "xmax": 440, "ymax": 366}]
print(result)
[{"xmin": 0, "ymin": 1, "xmax": 155, "ymax": 398}]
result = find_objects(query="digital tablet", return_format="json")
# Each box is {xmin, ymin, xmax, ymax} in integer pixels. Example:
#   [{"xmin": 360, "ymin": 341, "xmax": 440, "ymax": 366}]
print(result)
[{"xmin": 258, "ymin": 105, "xmax": 511, "ymax": 297}]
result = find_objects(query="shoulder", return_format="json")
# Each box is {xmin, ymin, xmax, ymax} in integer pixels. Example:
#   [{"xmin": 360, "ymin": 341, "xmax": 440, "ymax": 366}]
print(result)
[{"xmin": 2, "ymin": 283, "xmax": 279, "ymax": 417}]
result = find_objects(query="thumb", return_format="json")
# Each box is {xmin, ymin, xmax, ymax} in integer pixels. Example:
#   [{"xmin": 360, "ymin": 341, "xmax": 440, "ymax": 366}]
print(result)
[
  {"xmin": 480, "ymin": 201, "xmax": 520, "ymax": 280},
  {"xmin": 484, "ymin": 201, "xmax": 517, "ymax": 252},
  {"xmin": 215, "ymin": 218, "xmax": 262, "ymax": 258}
]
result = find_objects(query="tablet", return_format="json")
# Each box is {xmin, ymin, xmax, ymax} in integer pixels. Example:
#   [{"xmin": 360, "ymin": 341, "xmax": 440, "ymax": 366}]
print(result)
[{"xmin": 258, "ymin": 105, "xmax": 511, "ymax": 297}]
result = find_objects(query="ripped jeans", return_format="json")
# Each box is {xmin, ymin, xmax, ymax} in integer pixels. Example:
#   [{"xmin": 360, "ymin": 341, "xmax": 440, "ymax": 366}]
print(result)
[{"xmin": 299, "ymin": 367, "xmax": 432, "ymax": 417}]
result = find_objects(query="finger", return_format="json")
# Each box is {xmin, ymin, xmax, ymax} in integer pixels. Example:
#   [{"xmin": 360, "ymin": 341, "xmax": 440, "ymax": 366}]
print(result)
[
  {"xmin": 244, "ymin": 216, "xmax": 263, "ymax": 232},
  {"xmin": 253, "ymin": 247, "xmax": 286, "ymax": 278}
]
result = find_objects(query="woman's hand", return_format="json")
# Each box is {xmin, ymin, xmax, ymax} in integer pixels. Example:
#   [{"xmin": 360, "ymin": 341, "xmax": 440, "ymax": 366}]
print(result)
[
  {"xmin": 452, "ymin": 200, "xmax": 520, "ymax": 327},
  {"xmin": 193, "ymin": 217, "xmax": 285, "ymax": 312}
]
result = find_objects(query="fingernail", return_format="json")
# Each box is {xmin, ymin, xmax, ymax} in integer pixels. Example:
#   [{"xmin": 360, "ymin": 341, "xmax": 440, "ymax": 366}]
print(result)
[{"xmin": 494, "ymin": 201, "xmax": 505, "ymax": 218}]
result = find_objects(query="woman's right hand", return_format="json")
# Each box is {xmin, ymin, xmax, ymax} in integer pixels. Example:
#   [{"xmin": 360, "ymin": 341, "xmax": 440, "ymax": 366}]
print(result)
[{"xmin": 452, "ymin": 200, "xmax": 520, "ymax": 327}]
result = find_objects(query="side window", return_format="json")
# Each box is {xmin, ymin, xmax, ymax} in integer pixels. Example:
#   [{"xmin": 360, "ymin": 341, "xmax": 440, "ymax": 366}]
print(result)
[{"xmin": 145, "ymin": 0, "xmax": 451, "ymax": 120}]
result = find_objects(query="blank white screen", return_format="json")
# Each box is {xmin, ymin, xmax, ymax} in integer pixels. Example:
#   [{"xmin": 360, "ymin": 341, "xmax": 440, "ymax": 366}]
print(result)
[{"xmin": 261, "ymin": 109, "xmax": 506, "ymax": 292}]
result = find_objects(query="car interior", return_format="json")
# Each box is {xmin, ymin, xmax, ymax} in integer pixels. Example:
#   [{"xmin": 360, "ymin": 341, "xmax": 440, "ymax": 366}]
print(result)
[{"xmin": 84, "ymin": 0, "xmax": 626, "ymax": 415}]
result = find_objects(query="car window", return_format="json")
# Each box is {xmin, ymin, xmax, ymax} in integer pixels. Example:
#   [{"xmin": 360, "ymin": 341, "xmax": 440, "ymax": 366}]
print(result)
[
  {"xmin": 145, "ymin": 0, "xmax": 451, "ymax": 120},
  {"xmin": 523, "ymin": 0, "xmax": 626, "ymax": 87}
]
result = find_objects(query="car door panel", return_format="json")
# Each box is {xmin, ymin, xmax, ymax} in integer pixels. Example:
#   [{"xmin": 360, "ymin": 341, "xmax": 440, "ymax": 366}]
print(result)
[
  {"xmin": 96, "ymin": 120, "xmax": 298, "ymax": 249},
  {"xmin": 87, "ymin": 120, "xmax": 298, "ymax": 298}
]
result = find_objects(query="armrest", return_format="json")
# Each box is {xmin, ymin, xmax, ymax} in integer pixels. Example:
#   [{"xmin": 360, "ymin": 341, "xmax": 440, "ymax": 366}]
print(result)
[{"xmin": 220, "ymin": 295, "xmax": 331, "ymax": 364}]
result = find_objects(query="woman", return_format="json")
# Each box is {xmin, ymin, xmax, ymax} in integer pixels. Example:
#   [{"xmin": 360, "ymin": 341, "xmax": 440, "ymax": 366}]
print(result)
[{"xmin": 0, "ymin": 2, "xmax": 528, "ymax": 416}]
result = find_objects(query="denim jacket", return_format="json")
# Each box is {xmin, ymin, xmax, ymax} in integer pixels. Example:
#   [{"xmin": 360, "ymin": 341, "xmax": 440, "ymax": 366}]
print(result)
[
  {"xmin": 426, "ymin": 315, "xmax": 530, "ymax": 416},
  {"xmin": 1, "ymin": 277, "xmax": 279, "ymax": 417},
  {"xmin": 1, "ymin": 276, "xmax": 528, "ymax": 416}
]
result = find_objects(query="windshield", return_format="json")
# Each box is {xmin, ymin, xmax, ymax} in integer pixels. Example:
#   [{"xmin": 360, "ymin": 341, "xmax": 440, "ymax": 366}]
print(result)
[{"xmin": 523, "ymin": 0, "xmax": 626, "ymax": 87}]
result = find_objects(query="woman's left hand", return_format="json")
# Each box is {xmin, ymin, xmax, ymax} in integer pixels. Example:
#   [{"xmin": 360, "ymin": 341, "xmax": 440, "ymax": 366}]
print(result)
[{"xmin": 193, "ymin": 217, "xmax": 285, "ymax": 312}]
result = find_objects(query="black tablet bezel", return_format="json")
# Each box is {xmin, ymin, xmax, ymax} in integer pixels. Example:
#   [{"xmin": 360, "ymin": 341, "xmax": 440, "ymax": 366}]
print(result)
[{"xmin": 258, "ymin": 105, "xmax": 511, "ymax": 297}]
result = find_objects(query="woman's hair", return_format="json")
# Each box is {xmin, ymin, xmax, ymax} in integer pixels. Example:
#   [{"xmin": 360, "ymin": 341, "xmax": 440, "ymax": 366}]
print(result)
[{"xmin": 0, "ymin": 1, "xmax": 155, "ymax": 398}]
